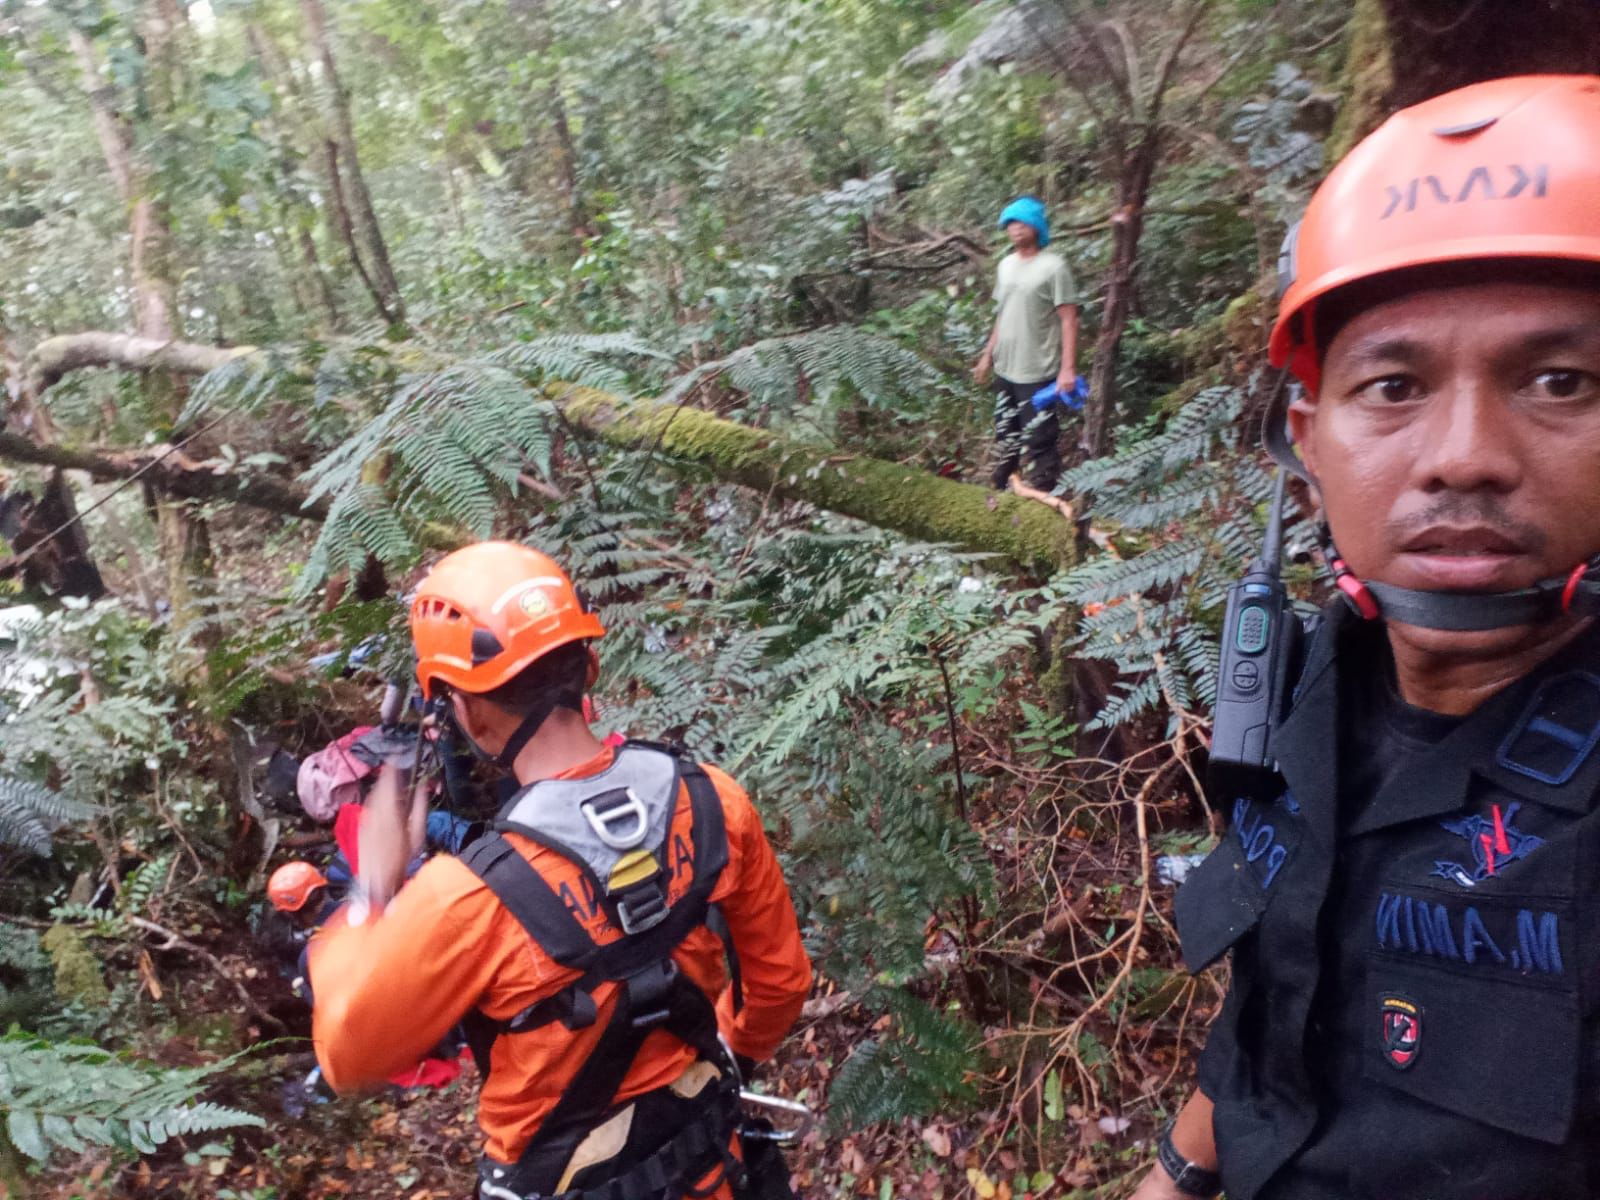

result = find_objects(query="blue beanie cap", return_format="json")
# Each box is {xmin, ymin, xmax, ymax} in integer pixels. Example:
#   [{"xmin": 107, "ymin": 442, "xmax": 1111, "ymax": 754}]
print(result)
[{"xmin": 998, "ymin": 195, "xmax": 1049, "ymax": 247}]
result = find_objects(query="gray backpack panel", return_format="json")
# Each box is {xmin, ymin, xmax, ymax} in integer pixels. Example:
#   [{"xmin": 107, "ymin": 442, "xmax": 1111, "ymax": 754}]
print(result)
[{"xmin": 496, "ymin": 744, "xmax": 681, "ymax": 883}]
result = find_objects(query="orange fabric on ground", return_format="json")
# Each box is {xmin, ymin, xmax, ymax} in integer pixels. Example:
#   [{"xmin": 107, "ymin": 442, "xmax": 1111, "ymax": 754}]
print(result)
[{"xmin": 308, "ymin": 746, "xmax": 812, "ymax": 1169}]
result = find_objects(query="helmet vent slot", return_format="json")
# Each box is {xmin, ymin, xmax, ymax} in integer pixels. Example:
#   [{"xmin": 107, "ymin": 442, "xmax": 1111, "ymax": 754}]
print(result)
[
  {"xmin": 471, "ymin": 628, "xmax": 505, "ymax": 665},
  {"xmin": 1432, "ymin": 116, "xmax": 1498, "ymax": 138}
]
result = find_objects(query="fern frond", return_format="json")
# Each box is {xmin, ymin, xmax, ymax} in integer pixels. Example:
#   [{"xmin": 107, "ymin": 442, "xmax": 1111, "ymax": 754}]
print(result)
[
  {"xmin": 0, "ymin": 1032, "xmax": 260, "ymax": 1164},
  {"xmin": 0, "ymin": 776, "xmax": 98, "ymax": 858}
]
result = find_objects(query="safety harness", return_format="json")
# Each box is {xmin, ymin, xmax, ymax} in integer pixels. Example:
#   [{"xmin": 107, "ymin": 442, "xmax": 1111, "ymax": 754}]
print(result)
[{"xmin": 458, "ymin": 741, "xmax": 744, "ymax": 1200}]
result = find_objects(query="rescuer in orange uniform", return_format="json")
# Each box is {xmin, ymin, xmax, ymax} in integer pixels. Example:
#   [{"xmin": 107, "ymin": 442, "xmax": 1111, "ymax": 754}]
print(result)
[{"xmin": 308, "ymin": 542, "xmax": 813, "ymax": 1200}]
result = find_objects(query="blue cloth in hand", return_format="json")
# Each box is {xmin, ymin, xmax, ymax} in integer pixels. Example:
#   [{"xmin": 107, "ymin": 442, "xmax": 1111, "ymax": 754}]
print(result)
[{"xmin": 1031, "ymin": 376, "xmax": 1089, "ymax": 412}]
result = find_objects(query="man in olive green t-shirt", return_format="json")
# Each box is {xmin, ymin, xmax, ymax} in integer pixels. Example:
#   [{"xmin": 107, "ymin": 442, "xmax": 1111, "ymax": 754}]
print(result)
[{"xmin": 973, "ymin": 196, "xmax": 1080, "ymax": 489}]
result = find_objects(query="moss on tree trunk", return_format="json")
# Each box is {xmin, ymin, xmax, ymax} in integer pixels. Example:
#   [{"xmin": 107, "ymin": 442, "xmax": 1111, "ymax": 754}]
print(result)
[
  {"xmin": 1330, "ymin": 0, "xmax": 1600, "ymax": 162},
  {"xmin": 558, "ymin": 388, "xmax": 1077, "ymax": 575},
  {"xmin": 1327, "ymin": 0, "xmax": 1392, "ymax": 161}
]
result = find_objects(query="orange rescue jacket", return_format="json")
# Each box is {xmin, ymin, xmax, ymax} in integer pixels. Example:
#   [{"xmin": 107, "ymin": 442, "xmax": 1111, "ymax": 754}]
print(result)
[{"xmin": 308, "ymin": 745, "xmax": 812, "ymax": 1166}]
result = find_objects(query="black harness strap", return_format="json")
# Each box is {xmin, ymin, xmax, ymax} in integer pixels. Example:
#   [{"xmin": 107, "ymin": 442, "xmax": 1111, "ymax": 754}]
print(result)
[
  {"xmin": 704, "ymin": 904, "xmax": 743, "ymax": 1015},
  {"xmin": 526, "ymin": 957, "xmax": 727, "ymax": 1175},
  {"xmin": 459, "ymin": 833, "xmax": 597, "ymax": 969}
]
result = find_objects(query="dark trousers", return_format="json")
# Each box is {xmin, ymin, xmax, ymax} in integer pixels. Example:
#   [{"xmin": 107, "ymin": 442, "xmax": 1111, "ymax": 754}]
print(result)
[{"xmin": 990, "ymin": 376, "xmax": 1061, "ymax": 490}]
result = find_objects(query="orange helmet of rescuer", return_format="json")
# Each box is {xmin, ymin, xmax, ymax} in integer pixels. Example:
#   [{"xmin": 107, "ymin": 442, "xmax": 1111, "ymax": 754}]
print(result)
[
  {"xmin": 409, "ymin": 542, "xmax": 605, "ymax": 701},
  {"xmin": 268, "ymin": 861, "xmax": 329, "ymax": 913},
  {"xmin": 1271, "ymin": 75, "xmax": 1600, "ymax": 391}
]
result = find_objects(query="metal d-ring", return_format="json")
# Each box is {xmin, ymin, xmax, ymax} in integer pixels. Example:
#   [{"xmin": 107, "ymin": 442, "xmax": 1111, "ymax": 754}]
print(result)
[{"xmin": 580, "ymin": 788, "xmax": 648, "ymax": 849}]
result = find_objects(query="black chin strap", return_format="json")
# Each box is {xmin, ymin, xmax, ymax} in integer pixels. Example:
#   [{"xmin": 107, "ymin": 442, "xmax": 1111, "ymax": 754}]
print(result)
[
  {"xmin": 1360, "ymin": 570, "xmax": 1600, "ymax": 632},
  {"xmin": 491, "ymin": 685, "xmax": 584, "ymax": 770},
  {"xmin": 1261, "ymin": 371, "xmax": 1600, "ymax": 632},
  {"xmin": 1262, "ymin": 369, "xmax": 1312, "ymax": 486},
  {"xmin": 443, "ymin": 688, "xmax": 585, "ymax": 772}
]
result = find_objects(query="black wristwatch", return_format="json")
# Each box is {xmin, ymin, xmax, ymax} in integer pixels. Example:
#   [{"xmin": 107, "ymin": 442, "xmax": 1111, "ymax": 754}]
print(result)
[{"xmin": 1156, "ymin": 1122, "xmax": 1221, "ymax": 1197}]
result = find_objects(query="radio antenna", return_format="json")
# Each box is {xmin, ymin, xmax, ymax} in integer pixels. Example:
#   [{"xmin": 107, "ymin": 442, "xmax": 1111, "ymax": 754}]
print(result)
[{"xmin": 1260, "ymin": 468, "xmax": 1288, "ymax": 575}]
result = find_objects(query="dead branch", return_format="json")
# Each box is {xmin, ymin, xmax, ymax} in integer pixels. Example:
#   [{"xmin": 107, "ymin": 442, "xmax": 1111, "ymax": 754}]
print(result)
[
  {"xmin": 1007, "ymin": 474, "xmax": 1076, "ymax": 521},
  {"xmin": 0, "ymin": 429, "xmax": 328, "ymax": 522},
  {"xmin": 126, "ymin": 914, "xmax": 286, "ymax": 1033},
  {"xmin": 24, "ymin": 332, "xmax": 254, "ymax": 399}
]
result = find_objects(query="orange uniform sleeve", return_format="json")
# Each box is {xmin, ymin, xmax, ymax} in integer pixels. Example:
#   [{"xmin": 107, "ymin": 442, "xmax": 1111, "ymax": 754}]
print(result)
[
  {"xmin": 703, "ymin": 765, "xmax": 812, "ymax": 1062},
  {"xmin": 308, "ymin": 854, "xmax": 533, "ymax": 1092}
]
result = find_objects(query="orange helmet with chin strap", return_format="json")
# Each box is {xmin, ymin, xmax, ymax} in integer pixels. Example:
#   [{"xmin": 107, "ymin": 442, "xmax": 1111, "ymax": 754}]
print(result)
[
  {"xmin": 411, "ymin": 542, "xmax": 604, "ymax": 701},
  {"xmin": 1269, "ymin": 74, "xmax": 1600, "ymax": 632},
  {"xmin": 410, "ymin": 542, "xmax": 604, "ymax": 766},
  {"xmin": 1272, "ymin": 74, "xmax": 1600, "ymax": 393}
]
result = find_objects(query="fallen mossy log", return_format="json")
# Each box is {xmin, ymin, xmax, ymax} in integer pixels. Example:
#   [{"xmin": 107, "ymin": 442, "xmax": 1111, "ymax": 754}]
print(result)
[
  {"xmin": 3, "ymin": 332, "xmax": 1076, "ymax": 573},
  {"xmin": 557, "ymin": 386, "xmax": 1076, "ymax": 574}
]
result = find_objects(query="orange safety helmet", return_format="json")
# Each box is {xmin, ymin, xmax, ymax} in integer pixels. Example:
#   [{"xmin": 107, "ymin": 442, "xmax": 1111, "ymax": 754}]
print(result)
[
  {"xmin": 268, "ymin": 861, "xmax": 329, "ymax": 913},
  {"xmin": 410, "ymin": 542, "xmax": 604, "ymax": 700},
  {"xmin": 1271, "ymin": 75, "xmax": 1600, "ymax": 391}
]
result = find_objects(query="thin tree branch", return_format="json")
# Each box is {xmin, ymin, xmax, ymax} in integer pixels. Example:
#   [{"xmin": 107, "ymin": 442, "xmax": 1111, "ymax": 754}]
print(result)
[
  {"xmin": 1145, "ymin": 0, "xmax": 1214, "ymax": 128},
  {"xmin": 126, "ymin": 915, "xmax": 286, "ymax": 1033}
]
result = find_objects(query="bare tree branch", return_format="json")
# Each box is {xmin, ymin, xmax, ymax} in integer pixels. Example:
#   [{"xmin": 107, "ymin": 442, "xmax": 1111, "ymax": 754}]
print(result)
[
  {"xmin": 1145, "ymin": 0, "xmax": 1214, "ymax": 128},
  {"xmin": 126, "ymin": 915, "xmax": 286, "ymax": 1033},
  {"xmin": 0, "ymin": 429, "xmax": 329, "ymax": 522},
  {"xmin": 24, "ymin": 332, "xmax": 255, "ymax": 398}
]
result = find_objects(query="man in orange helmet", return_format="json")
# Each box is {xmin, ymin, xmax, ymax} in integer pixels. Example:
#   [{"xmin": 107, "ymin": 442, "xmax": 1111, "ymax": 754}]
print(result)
[
  {"xmin": 1134, "ymin": 76, "xmax": 1600, "ymax": 1200},
  {"xmin": 264, "ymin": 860, "xmax": 335, "ymax": 996},
  {"xmin": 267, "ymin": 861, "xmax": 331, "ymax": 924},
  {"xmin": 307, "ymin": 542, "xmax": 812, "ymax": 1199}
]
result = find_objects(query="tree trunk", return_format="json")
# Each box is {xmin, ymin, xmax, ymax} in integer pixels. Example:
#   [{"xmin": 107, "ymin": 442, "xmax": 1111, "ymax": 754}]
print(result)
[
  {"xmin": 507, "ymin": 0, "xmax": 591, "ymax": 242},
  {"xmin": 1329, "ymin": 0, "xmax": 1600, "ymax": 162},
  {"xmin": 245, "ymin": 23, "xmax": 349, "ymax": 332},
  {"xmin": 1061, "ymin": 0, "xmax": 1208, "ymax": 459},
  {"xmin": 299, "ymin": 0, "xmax": 406, "ymax": 327},
  {"xmin": 1379, "ymin": 0, "xmax": 1600, "ymax": 109},
  {"xmin": 1326, "ymin": 0, "xmax": 1393, "ymax": 160},
  {"xmin": 0, "ymin": 471, "xmax": 107, "ymax": 600},
  {"xmin": 69, "ymin": 12, "xmax": 213, "ymax": 635},
  {"xmin": 68, "ymin": 29, "xmax": 179, "ymax": 344},
  {"xmin": 557, "ymin": 388, "xmax": 1077, "ymax": 574},
  {"xmin": 1081, "ymin": 130, "xmax": 1159, "ymax": 459},
  {"xmin": 546, "ymin": 94, "xmax": 590, "ymax": 241}
]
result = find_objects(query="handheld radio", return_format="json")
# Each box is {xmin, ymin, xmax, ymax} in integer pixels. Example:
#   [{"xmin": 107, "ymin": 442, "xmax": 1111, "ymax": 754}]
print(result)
[{"xmin": 1208, "ymin": 469, "xmax": 1305, "ymax": 797}]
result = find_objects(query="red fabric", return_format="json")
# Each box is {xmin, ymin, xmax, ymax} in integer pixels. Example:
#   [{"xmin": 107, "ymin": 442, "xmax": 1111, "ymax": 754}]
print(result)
[
  {"xmin": 334, "ymin": 803, "xmax": 363, "ymax": 873},
  {"xmin": 386, "ymin": 1050, "xmax": 467, "ymax": 1090}
]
